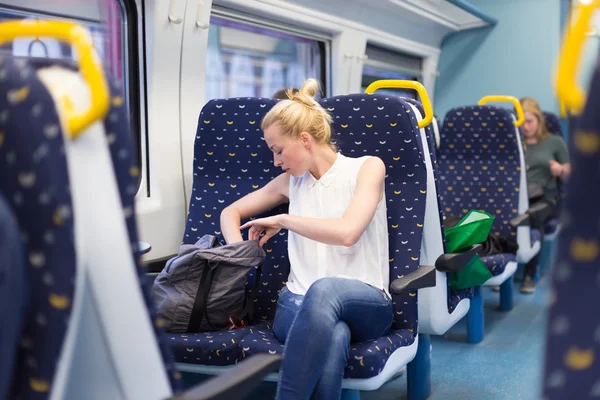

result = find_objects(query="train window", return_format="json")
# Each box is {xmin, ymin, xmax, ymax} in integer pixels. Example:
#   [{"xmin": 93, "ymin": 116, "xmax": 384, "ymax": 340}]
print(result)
[
  {"xmin": 0, "ymin": 2, "xmax": 142, "ymax": 182},
  {"xmin": 361, "ymin": 44, "xmax": 422, "ymax": 99},
  {"xmin": 206, "ymin": 15, "xmax": 328, "ymax": 101}
]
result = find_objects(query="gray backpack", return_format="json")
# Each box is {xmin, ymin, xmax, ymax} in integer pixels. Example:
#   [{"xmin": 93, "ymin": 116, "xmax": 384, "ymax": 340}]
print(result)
[{"xmin": 151, "ymin": 235, "xmax": 266, "ymax": 333}]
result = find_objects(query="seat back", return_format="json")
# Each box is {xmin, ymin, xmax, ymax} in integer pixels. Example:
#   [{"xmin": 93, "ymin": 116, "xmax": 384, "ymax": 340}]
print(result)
[
  {"xmin": 184, "ymin": 97, "xmax": 287, "ymax": 321},
  {"xmin": 542, "ymin": 66, "xmax": 600, "ymax": 399},
  {"xmin": 320, "ymin": 93, "xmax": 427, "ymax": 333},
  {"xmin": 0, "ymin": 56, "xmax": 78, "ymax": 399},
  {"xmin": 438, "ymin": 105, "xmax": 526, "ymax": 241},
  {"xmin": 543, "ymin": 111, "xmax": 563, "ymax": 136},
  {"xmin": 0, "ymin": 56, "xmax": 180, "ymax": 399}
]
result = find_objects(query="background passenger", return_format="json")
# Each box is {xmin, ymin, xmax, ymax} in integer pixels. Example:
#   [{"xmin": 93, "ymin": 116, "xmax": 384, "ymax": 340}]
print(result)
[
  {"xmin": 519, "ymin": 97, "xmax": 570, "ymax": 294},
  {"xmin": 272, "ymin": 87, "xmax": 299, "ymax": 99},
  {"xmin": 220, "ymin": 78, "xmax": 392, "ymax": 400}
]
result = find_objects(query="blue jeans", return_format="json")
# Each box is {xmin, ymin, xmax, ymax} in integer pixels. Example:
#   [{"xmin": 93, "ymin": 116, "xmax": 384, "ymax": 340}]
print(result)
[{"xmin": 273, "ymin": 277, "xmax": 393, "ymax": 400}]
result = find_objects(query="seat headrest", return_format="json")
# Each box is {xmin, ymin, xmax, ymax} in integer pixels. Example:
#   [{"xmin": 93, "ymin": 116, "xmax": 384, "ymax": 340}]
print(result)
[
  {"xmin": 440, "ymin": 105, "xmax": 520, "ymax": 161},
  {"xmin": 194, "ymin": 98, "xmax": 280, "ymax": 179},
  {"xmin": 543, "ymin": 111, "xmax": 563, "ymax": 136},
  {"xmin": 320, "ymin": 94, "xmax": 425, "ymax": 182}
]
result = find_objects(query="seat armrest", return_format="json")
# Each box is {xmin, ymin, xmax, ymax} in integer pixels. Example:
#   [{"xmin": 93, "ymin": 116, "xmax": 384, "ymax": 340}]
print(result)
[
  {"xmin": 528, "ymin": 201, "xmax": 552, "ymax": 215},
  {"xmin": 390, "ymin": 265, "xmax": 436, "ymax": 296},
  {"xmin": 166, "ymin": 354, "xmax": 282, "ymax": 400},
  {"xmin": 509, "ymin": 202, "xmax": 553, "ymax": 229},
  {"xmin": 434, "ymin": 244, "xmax": 483, "ymax": 273}
]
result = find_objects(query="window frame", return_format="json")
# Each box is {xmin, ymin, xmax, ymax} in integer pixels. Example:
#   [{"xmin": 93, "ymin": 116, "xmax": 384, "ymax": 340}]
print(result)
[{"xmin": 209, "ymin": 7, "xmax": 332, "ymax": 98}]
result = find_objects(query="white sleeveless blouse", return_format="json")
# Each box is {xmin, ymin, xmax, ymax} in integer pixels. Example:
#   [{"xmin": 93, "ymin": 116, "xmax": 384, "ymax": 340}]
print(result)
[{"xmin": 285, "ymin": 153, "xmax": 390, "ymax": 296}]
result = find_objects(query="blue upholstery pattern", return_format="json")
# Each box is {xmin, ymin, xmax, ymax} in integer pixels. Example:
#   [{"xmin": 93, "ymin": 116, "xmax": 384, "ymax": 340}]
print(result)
[
  {"xmin": 404, "ymin": 98, "xmax": 474, "ymax": 314},
  {"xmin": 169, "ymin": 327, "xmax": 253, "ymax": 366},
  {"xmin": 544, "ymin": 111, "xmax": 563, "ymax": 136},
  {"xmin": 325, "ymin": 94, "xmax": 426, "ymax": 335},
  {"xmin": 438, "ymin": 106, "xmax": 522, "ymax": 278},
  {"xmin": 0, "ymin": 57, "xmax": 76, "ymax": 399},
  {"xmin": 175, "ymin": 98, "xmax": 284, "ymax": 365},
  {"xmin": 531, "ymin": 228, "xmax": 542, "ymax": 244},
  {"xmin": 240, "ymin": 322, "xmax": 414, "ymax": 379},
  {"xmin": 480, "ymin": 253, "xmax": 517, "ymax": 276},
  {"xmin": 102, "ymin": 75, "xmax": 182, "ymax": 391},
  {"xmin": 238, "ymin": 94, "xmax": 428, "ymax": 380},
  {"xmin": 542, "ymin": 67, "xmax": 600, "ymax": 399}
]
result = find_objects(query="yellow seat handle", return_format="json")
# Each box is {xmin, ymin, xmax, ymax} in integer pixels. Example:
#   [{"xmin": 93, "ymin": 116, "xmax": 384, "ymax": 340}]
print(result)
[
  {"xmin": 478, "ymin": 95, "xmax": 525, "ymax": 127},
  {"xmin": 0, "ymin": 20, "xmax": 110, "ymax": 139},
  {"xmin": 556, "ymin": 1, "xmax": 599, "ymax": 115},
  {"xmin": 365, "ymin": 80, "xmax": 433, "ymax": 129}
]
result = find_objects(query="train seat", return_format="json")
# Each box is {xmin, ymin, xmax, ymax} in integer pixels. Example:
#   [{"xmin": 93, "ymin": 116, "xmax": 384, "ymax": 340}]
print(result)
[
  {"xmin": 0, "ymin": 57, "xmax": 86, "ymax": 399},
  {"xmin": 438, "ymin": 105, "xmax": 542, "ymax": 307},
  {"xmin": 542, "ymin": 58, "xmax": 600, "ymax": 400},
  {"xmin": 173, "ymin": 97, "xmax": 283, "ymax": 367},
  {"xmin": 0, "ymin": 52, "xmax": 279, "ymax": 399},
  {"xmin": 178, "ymin": 94, "xmax": 438, "ymax": 399},
  {"xmin": 402, "ymin": 98, "xmax": 475, "ymax": 336}
]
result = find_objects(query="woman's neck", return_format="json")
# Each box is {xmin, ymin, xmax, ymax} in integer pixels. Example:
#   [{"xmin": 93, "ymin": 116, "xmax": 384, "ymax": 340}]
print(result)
[
  {"xmin": 525, "ymin": 137, "xmax": 538, "ymax": 145},
  {"xmin": 309, "ymin": 146, "xmax": 338, "ymax": 180}
]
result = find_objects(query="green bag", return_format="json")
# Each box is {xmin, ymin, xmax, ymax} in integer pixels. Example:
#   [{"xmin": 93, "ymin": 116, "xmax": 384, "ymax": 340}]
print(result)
[{"xmin": 444, "ymin": 210, "xmax": 494, "ymax": 291}]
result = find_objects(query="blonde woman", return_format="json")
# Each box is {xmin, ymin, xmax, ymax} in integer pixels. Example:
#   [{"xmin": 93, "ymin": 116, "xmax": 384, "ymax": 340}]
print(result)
[
  {"xmin": 520, "ymin": 97, "xmax": 570, "ymax": 293},
  {"xmin": 220, "ymin": 79, "xmax": 392, "ymax": 400}
]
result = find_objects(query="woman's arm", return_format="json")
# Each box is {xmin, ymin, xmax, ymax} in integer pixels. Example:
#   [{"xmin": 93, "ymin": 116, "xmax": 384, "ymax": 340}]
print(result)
[
  {"xmin": 550, "ymin": 135, "xmax": 571, "ymax": 182},
  {"xmin": 241, "ymin": 157, "xmax": 386, "ymax": 247},
  {"xmin": 549, "ymin": 160, "xmax": 571, "ymax": 181},
  {"xmin": 220, "ymin": 173, "xmax": 289, "ymax": 244}
]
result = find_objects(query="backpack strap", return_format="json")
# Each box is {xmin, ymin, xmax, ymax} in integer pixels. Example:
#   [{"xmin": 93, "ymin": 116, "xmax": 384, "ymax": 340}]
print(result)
[{"xmin": 188, "ymin": 261, "xmax": 216, "ymax": 332}]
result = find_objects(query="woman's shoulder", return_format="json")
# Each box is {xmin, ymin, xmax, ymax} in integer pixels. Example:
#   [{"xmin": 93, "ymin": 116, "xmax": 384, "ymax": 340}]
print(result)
[{"xmin": 342, "ymin": 155, "xmax": 385, "ymax": 173}]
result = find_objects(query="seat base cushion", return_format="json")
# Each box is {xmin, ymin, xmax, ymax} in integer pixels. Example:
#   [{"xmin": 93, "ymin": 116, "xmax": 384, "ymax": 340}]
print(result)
[
  {"xmin": 448, "ymin": 287, "xmax": 474, "ymax": 314},
  {"xmin": 169, "ymin": 327, "xmax": 253, "ymax": 366},
  {"xmin": 480, "ymin": 253, "xmax": 517, "ymax": 276},
  {"xmin": 239, "ymin": 322, "xmax": 415, "ymax": 379}
]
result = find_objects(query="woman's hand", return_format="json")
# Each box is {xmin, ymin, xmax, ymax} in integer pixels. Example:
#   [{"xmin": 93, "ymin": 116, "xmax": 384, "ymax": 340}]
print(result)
[
  {"xmin": 549, "ymin": 160, "xmax": 563, "ymax": 177},
  {"xmin": 240, "ymin": 215, "xmax": 285, "ymax": 247}
]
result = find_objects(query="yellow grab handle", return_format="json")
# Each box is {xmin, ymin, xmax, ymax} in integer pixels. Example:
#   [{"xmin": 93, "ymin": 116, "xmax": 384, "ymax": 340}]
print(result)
[
  {"xmin": 0, "ymin": 20, "xmax": 109, "ymax": 139},
  {"xmin": 478, "ymin": 95, "xmax": 525, "ymax": 127},
  {"xmin": 365, "ymin": 80, "xmax": 433, "ymax": 129},
  {"xmin": 556, "ymin": 0, "xmax": 599, "ymax": 114}
]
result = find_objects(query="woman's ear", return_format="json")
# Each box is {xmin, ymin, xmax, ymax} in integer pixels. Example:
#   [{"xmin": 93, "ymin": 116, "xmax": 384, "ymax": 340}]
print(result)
[{"xmin": 300, "ymin": 132, "xmax": 311, "ymax": 149}]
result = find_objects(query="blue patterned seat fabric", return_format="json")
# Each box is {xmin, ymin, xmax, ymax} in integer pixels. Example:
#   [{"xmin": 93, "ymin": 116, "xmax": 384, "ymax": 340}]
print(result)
[
  {"xmin": 101, "ymin": 71, "xmax": 182, "ymax": 391},
  {"xmin": 543, "ymin": 111, "xmax": 563, "ymax": 136},
  {"xmin": 403, "ymin": 98, "xmax": 473, "ymax": 314},
  {"xmin": 173, "ymin": 97, "xmax": 284, "ymax": 365},
  {"xmin": 542, "ymin": 64, "xmax": 600, "ymax": 399},
  {"xmin": 0, "ymin": 57, "xmax": 77, "ymax": 399},
  {"xmin": 438, "ymin": 105, "xmax": 524, "ymax": 277},
  {"xmin": 240, "ymin": 93, "xmax": 427, "ymax": 379}
]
